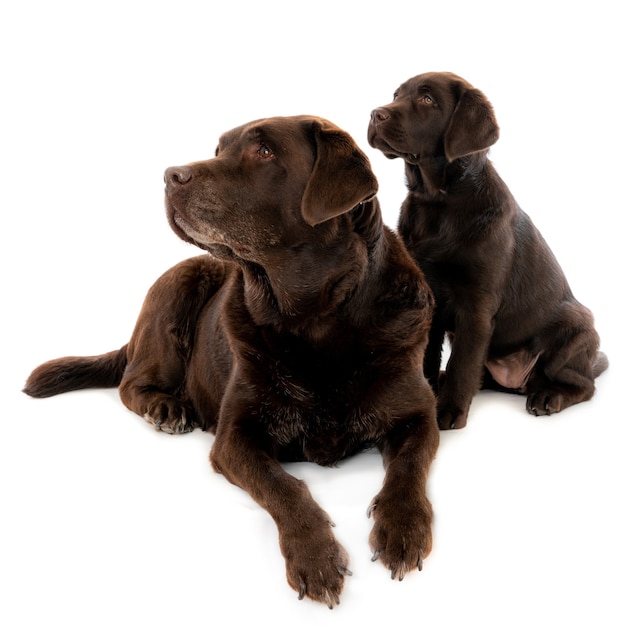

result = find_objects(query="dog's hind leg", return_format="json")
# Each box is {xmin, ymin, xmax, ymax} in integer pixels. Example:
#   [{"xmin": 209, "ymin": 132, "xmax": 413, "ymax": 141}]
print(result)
[
  {"xmin": 524, "ymin": 301, "xmax": 606, "ymax": 416},
  {"xmin": 119, "ymin": 256, "xmax": 227, "ymax": 434},
  {"xmin": 119, "ymin": 371, "xmax": 198, "ymax": 434}
]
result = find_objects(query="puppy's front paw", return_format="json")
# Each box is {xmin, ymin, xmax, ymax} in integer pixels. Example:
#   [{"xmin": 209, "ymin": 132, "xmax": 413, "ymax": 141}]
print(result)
[
  {"xmin": 367, "ymin": 491, "xmax": 433, "ymax": 581},
  {"xmin": 143, "ymin": 394, "xmax": 197, "ymax": 434},
  {"xmin": 437, "ymin": 404, "xmax": 468, "ymax": 430},
  {"xmin": 280, "ymin": 522, "xmax": 351, "ymax": 609}
]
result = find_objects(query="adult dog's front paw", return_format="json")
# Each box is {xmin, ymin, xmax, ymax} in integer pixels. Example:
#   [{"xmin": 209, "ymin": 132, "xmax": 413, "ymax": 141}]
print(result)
[
  {"xmin": 367, "ymin": 490, "xmax": 433, "ymax": 581},
  {"xmin": 280, "ymin": 522, "xmax": 351, "ymax": 609}
]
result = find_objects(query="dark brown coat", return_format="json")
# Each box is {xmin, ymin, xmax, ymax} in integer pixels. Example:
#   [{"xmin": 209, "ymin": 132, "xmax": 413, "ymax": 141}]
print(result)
[
  {"xmin": 24, "ymin": 115, "xmax": 438, "ymax": 607},
  {"xmin": 368, "ymin": 72, "xmax": 607, "ymax": 429}
]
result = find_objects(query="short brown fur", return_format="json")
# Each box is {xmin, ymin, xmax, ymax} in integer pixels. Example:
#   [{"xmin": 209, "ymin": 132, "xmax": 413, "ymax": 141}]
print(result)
[
  {"xmin": 368, "ymin": 72, "xmax": 607, "ymax": 429},
  {"xmin": 24, "ymin": 115, "xmax": 439, "ymax": 607}
]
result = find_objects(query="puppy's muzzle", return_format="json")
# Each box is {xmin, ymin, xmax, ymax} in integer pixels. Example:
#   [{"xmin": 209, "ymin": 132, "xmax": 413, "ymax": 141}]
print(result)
[{"xmin": 370, "ymin": 108, "xmax": 391, "ymax": 127}]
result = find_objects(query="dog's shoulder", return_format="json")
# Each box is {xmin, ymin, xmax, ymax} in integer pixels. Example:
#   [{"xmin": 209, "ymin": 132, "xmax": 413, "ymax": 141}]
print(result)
[
  {"xmin": 381, "ymin": 226, "xmax": 433, "ymax": 303},
  {"xmin": 357, "ymin": 226, "xmax": 434, "ymax": 349}
]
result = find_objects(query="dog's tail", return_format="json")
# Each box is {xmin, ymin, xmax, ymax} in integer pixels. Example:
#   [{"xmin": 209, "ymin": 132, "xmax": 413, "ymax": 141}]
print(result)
[
  {"xmin": 593, "ymin": 350, "xmax": 609, "ymax": 379},
  {"xmin": 23, "ymin": 345, "xmax": 128, "ymax": 398}
]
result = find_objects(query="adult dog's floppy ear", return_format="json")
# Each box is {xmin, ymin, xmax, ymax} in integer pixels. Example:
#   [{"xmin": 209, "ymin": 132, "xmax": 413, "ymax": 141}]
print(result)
[
  {"xmin": 302, "ymin": 120, "xmax": 378, "ymax": 226},
  {"xmin": 444, "ymin": 88, "xmax": 499, "ymax": 162}
]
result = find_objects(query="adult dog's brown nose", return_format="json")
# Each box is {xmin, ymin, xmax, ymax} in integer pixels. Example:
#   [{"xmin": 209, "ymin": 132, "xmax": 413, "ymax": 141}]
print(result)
[
  {"xmin": 370, "ymin": 108, "xmax": 390, "ymax": 126},
  {"xmin": 164, "ymin": 165, "xmax": 193, "ymax": 188}
]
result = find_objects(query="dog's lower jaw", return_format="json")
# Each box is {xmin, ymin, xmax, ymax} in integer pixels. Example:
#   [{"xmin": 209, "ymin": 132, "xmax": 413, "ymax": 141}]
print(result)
[{"xmin": 170, "ymin": 211, "xmax": 254, "ymax": 259}]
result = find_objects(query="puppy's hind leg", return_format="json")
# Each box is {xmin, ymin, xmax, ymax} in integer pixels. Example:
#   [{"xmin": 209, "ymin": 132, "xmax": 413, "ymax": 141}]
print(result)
[{"xmin": 525, "ymin": 301, "xmax": 605, "ymax": 416}]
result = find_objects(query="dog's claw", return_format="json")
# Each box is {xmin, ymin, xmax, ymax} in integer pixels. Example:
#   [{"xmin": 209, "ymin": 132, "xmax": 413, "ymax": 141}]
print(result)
[
  {"xmin": 297, "ymin": 577, "xmax": 306, "ymax": 601},
  {"xmin": 325, "ymin": 590, "xmax": 340, "ymax": 609},
  {"xmin": 293, "ymin": 556, "xmax": 349, "ymax": 607},
  {"xmin": 371, "ymin": 550, "xmax": 381, "ymax": 562}
]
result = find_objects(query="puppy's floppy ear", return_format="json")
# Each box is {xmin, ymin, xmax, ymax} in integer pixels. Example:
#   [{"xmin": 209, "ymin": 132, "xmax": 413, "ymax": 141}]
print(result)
[
  {"xmin": 302, "ymin": 120, "xmax": 378, "ymax": 226},
  {"xmin": 444, "ymin": 88, "xmax": 499, "ymax": 161}
]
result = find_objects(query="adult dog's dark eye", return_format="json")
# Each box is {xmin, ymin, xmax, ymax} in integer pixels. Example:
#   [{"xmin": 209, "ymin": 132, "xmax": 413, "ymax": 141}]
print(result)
[
  {"xmin": 422, "ymin": 94, "xmax": 434, "ymax": 105},
  {"xmin": 258, "ymin": 144, "xmax": 273, "ymax": 159}
]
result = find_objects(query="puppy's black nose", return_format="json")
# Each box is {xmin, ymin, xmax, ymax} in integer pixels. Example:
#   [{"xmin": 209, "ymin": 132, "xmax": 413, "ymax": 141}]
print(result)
[
  {"xmin": 370, "ymin": 108, "xmax": 390, "ymax": 125},
  {"xmin": 164, "ymin": 165, "xmax": 193, "ymax": 187}
]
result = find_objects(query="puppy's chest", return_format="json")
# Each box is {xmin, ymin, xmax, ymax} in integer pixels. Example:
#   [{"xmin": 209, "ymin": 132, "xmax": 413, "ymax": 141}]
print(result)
[
  {"xmin": 399, "ymin": 204, "xmax": 485, "ymax": 294},
  {"xmin": 400, "ymin": 198, "xmax": 479, "ymax": 258}
]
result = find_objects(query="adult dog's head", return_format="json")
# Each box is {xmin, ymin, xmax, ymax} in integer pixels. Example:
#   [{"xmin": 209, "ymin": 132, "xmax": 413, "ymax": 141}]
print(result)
[
  {"xmin": 164, "ymin": 115, "xmax": 378, "ymax": 264},
  {"xmin": 368, "ymin": 71, "xmax": 499, "ymax": 165}
]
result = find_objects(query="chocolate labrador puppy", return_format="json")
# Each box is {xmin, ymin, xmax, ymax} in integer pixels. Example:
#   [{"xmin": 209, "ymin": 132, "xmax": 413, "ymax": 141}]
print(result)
[
  {"xmin": 368, "ymin": 72, "xmax": 607, "ymax": 430},
  {"xmin": 24, "ymin": 115, "xmax": 439, "ymax": 607}
]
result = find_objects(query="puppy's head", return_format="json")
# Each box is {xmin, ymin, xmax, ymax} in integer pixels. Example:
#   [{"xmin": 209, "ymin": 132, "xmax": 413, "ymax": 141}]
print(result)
[
  {"xmin": 164, "ymin": 115, "xmax": 378, "ymax": 262},
  {"xmin": 368, "ymin": 71, "xmax": 499, "ymax": 164}
]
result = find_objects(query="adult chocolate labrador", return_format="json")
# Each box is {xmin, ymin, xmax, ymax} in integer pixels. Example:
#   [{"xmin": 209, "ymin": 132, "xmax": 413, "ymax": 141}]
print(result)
[
  {"xmin": 368, "ymin": 72, "xmax": 607, "ymax": 430},
  {"xmin": 24, "ymin": 116, "xmax": 439, "ymax": 607}
]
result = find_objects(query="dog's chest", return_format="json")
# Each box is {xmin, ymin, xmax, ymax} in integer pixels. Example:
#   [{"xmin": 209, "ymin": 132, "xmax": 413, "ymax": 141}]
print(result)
[{"xmin": 252, "ymin": 348, "xmax": 389, "ymax": 465}]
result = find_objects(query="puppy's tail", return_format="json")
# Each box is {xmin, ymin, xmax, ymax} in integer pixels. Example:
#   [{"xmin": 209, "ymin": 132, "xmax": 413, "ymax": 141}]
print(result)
[
  {"xmin": 23, "ymin": 346, "xmax": 128, "ymax": 398},
  {"xmin": 593, "ymin": 350, "xmax": 609, "ymax": 379}
]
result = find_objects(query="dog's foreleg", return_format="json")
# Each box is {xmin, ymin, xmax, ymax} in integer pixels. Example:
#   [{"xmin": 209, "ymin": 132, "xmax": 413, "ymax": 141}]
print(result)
[
  {"xmin": 210, "ymin": 416, "xmax": 350, "ymax": 609},
  {"xmin": 368, "ymin": 410, "xmax": 439, "ymax": 580}
]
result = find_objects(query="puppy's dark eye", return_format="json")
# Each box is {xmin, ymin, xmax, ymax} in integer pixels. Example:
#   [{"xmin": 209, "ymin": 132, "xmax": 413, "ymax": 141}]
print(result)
[
  {"xmin": 214, "ymin": 146, "xmax": 220, "ymax": 157},
  {"xmin": 258, "ymin": 144, "xmax": 273, "ymax": 159},
  {"xmin": 421, "ymin": 94, "xmax": 435, "ymax": 105},
  {"xmin": 393, "ymin": 91, "xmax": 399, "ymax": 101}
]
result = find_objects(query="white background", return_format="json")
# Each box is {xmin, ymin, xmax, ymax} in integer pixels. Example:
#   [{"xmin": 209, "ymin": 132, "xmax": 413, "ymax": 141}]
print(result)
[{"xmin": 2, "ymin": 1, "xmax": 624, "ymax": 624}]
